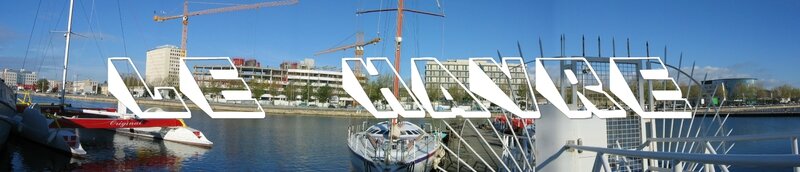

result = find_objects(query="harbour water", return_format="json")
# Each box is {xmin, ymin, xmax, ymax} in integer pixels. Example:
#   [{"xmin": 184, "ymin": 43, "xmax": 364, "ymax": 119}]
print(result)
[{"xmin": 2, "ymin": 96, "xmax": 798, "ymax": 171}]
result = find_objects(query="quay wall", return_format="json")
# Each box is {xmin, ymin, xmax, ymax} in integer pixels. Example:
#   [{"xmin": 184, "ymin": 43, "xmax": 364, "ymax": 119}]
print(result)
[{"xmin": 32, "ymin": 93, "xmax": 372, "ymax": 118}]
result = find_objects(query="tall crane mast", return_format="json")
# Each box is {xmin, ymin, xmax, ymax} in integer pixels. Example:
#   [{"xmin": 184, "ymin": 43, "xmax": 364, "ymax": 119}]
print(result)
[{"xmin": 154, "ymin": 0, "xmax": 299, "ymax": 55}]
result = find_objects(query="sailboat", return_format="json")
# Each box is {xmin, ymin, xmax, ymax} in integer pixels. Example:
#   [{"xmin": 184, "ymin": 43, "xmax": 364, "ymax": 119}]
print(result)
[
  {"xmin": 14, "ymin": 0, "xmax": 212, "ymax": 156},
  {"xmin": 44, "ymin": 0, "xmax": 212, "ymax": 148},
  {"xmin": 345, "ymin": 0, "xmax": 446, "ymax": 171},
  {"xmin": 348, "ymin": 121, "xmax": 445, "ymax": 171},
  {"xmin": 9, "ymin": 0, "xmax": 86, "ymax": 155}
]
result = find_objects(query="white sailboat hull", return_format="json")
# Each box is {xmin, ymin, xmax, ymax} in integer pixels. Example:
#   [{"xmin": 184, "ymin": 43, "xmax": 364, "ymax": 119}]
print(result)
[
  {"xmin": 348, "ymin": 121, "xmax": 443, "ymax": 172},
  {"xmin": 15, "ymin": 104, "xmax": 86, "ymax": 155},
  {"xmin": 349, "ymin": 149, "xmax": 437, "ymax": 172},
  {"xmin": 115, "ymin": 126, "xmax": 213, "ymax": 147}
]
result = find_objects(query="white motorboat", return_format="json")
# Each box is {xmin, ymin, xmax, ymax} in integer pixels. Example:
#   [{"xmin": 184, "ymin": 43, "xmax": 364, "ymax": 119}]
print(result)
[{"xmin": 348, "ymin": 121, "xmax": 444, "ymax": 172}]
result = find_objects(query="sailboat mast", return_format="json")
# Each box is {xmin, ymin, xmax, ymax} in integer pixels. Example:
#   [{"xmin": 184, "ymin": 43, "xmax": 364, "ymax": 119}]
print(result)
[
  {"xmin": 393, "ymin": 0, "xmax": 404, "ymax": 98},
  {"xmin": 59, "ymin": 0, "xmax": 75, "ymax": 106},
  {"xmin": 391, "ymin": 0, "xmax": 404, "ymax": 126}
]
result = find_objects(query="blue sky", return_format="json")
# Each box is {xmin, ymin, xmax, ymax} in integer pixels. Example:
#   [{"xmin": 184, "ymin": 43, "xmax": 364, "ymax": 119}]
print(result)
[{"xmin": 0, "ymin": 0, "xmax": 798, "ymax": 87}]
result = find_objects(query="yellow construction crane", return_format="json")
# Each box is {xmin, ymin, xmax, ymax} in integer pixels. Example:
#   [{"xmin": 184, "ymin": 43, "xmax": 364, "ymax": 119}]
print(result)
[{"xmin": 154, "ymin": 0, "xmax": 299, "ymax": 54}]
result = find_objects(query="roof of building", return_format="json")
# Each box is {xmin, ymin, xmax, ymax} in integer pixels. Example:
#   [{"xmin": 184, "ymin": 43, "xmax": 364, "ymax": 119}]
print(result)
[{"xmin": 703, "ymin": 78, "xmax": 758, "ymax": 82}]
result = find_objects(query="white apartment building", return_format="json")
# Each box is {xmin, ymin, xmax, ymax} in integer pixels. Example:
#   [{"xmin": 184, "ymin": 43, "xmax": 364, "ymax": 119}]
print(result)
[
  {"xmin": 72, "ymin": 79, "xmax": 98, "ymax": 94},
  {"xmin": 193, "ymin": 58, "xmax": 365, "ymax": 106},
  {"xmin": 1, "ymin": 69, "xmax": 18, "ymax": 88},
  {"xmin": 424, "ymin": 59, "xmax": 529, "ymax": 95},
  {"xmin": 48, "ymin": 80, "xmax": 61, "ymax": 91},
  {"xmin": 1, "ymin": 68, "xmax": 37, "ymax": 89},
  {"xmin": 146, "ymin": 45, "xmax": 184, "ymax": 86}
]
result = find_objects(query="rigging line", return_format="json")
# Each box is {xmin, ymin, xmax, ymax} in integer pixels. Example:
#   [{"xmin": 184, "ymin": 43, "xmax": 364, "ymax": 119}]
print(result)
[
  {"xmin": 21, "ymin": 0, "xmax": 44, "ymax": 70},
  {"xmin": 439, "ymin": 0, "xmax": 444, "ymax": 60},
  {"xmin": 414, "ymin": 0, "xmax": 420, "ymax": 58},
  {"xmin": 37, "ymin": 1, "xmax": 69, "ymax": 75},
  {"xmin": 89, "ymin": 0, "xmax": 105, "ymax": 42},
  {"xmin": 31, "ymin": 2, "xmax": 56, "ymax": 73},
  {"xmin": 189, "ymin": 1, "xmax": 241, "ymax": 6},
  {"xmin": 250, "ymin": 8, "xmax": 258, "ymax": 58},
  {"xmin": 116, "ymin": 0, "xmax": 128, "ymax": 56},
  {"xmin": 77, "ymin": 0, "xmax": 106, "ymax": 60},
  {"xmin": 379, "ymin": 0, "xmax": 391, "ymax": 57},
  {"xmin": 328, "ymin": 32, "xmax": 358, "ymax": 50},
  {"xmin": 375, "ymin": 0, "xmax": 384, "ymax": 37},
  {"xmin": 355, "ymin": 0, "xmax": 362, "ymax": 35}
]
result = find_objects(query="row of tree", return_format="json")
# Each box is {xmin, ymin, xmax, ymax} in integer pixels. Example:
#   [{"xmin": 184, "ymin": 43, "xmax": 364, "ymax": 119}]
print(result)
[{"xmin": 244, "ymin": 80, "xmax": 335, "ymax": 102}]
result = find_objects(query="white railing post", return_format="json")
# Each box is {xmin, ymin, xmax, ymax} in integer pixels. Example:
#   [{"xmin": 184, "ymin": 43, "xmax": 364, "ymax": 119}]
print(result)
[
  {"xmin": 601, "ymin": 153, "xmax": 612, "ymax": 172},
  {"xmin": 673, "ymin": 160, "xmax": 684, "ymax": 172},
  {"xmin": 793, "ymin": 136, "xmax": 799, "ymax": 172}
]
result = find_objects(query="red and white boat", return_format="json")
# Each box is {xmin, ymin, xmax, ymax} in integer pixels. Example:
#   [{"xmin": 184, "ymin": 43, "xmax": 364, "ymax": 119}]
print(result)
[
  {"xmin": 16, "ymin": 0, "xmax": 211, "ymax": 155},
  {"xmin": 52, "ymin": 106, "xmax": 213, "ymax": 147}
]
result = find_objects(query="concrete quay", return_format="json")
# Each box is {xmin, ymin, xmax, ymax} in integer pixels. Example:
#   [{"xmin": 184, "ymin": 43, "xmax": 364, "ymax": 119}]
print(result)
[{"xmin": 32, "ymin": 93, "xmax": 372, "ymax": 117}]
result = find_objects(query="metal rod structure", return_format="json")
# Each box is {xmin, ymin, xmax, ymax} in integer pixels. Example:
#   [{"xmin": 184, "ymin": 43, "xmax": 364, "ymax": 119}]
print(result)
[
  {"xmin": 567, "ymin": 144, "xmax": 800, "ymax": 167},
  {"xmin": 439, "ymin": 142, "xmax": 478, "ymax": 172},
  {"xmin": 612, "ymin": 37, "xmax": 616, "ymax": 57},
  {"xmin": 597, "ymin": 36, "xmax": 601, "ymax": 57},
  {"xmin": 484, "ymin": 118, "xmax": 525, "ymax": 171},
  {"xmin": 495, "ymin": 57, "xmax": 535, "ymax": 171},
  {"xmin": 582, "ymin": 35, "xmax": 585, "ymax": 56},
  {"xmin": 442, "ymin": 121, "xmax": 496, "ymax": 172},
  {"xmin": 465, "ymin": 119, "xmax": 513, "ymax": 171},
  {"xmin": 626, "ymin": 38, "xmax": 631, "ymax": 57}
]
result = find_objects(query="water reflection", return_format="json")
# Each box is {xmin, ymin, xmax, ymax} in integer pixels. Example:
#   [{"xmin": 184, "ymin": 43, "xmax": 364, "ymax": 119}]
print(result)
[
  {"xmin": 15, "ymin": 95, "xmax": 797, "ymax": 171},
  {"xmin": 2, "ymin": 135, "xmax": 77, "ymax": 171}
]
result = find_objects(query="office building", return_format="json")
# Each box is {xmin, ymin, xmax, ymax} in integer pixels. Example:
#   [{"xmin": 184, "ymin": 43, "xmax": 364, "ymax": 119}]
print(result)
[{"xmin": 146, "ymin": 45, "xmax": 184, "ymax": 86}]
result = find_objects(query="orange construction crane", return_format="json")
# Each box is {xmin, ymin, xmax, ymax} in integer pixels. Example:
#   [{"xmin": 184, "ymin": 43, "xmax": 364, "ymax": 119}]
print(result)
[
  {"xmin": 315, "ymin": 31, "xmax": 380, "ymax": 85},
  {"xmin": 315, "ymin": 32, "xmax": 380, "ymax": 108},
  {"xmin": 154, "ymin": 0, "xmax": 299, "ymax": 55}
]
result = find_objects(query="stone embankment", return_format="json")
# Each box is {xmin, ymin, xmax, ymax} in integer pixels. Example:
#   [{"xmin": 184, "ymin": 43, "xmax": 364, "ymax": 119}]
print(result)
[{"xmin": 34, "ymin": 93, "xmax": 372, "ymax": 117}]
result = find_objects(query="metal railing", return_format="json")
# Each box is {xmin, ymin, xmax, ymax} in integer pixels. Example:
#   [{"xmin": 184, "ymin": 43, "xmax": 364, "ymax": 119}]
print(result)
[{"xmin": 558, "ymin": 132, "xmax": 800, "ymax": 172}]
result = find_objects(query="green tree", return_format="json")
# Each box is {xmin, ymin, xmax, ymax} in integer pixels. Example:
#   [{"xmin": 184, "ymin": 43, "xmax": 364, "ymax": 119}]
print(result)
[
  {"xmin": 267, "ymin": 81, "xmax": 280, "ymax": 96},
  {"xmin": 365, "ymin": 75, "xmax": 392, "ymax": 102},
  {"xmin": 248, "ymin": 80, "xmax": 267, "ymax": 98},
  {"xmin": 123, "ymin": 74, "xmax": 143, "ymax": 87},
  {"xmin": 317, "ymin": 84, "xmax": 332, "ymax": 102},
  {"xmin": 447, "ymin": 85, "xmax": 467, "ymax": 104},
  {"xmin": 35, "ymin": 79, "xmax": 49, "ymax": 92},
  {"xmin": 284, "ymin": 82, "xmax": 297, "ymax": 100},
  {"xmin": 773, "ymin": 84, "xmax": 796, "ymax": 98},
  {"xmin": 516, "ymin": 85, "xmax": 529, "ymax": 100},
  {"xmin": 202, "ymin": 87, "xmax": 222, "ymax": 97},
  {"xmin": 303, "ymin": 81, "xmax": 311, "ymax": 101},
  {"xmin": 426, "ymin": 85, "xmax": 443, "ymax": 102}
]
